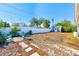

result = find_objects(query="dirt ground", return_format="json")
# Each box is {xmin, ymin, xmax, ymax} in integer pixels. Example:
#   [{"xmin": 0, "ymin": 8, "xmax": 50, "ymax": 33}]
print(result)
[
  {"xmin": 30, "ymin": 32, "xmax": 79, "ymax": 56},
  {"xmin": 0, "ymin": 32, "xmax": 79, "ymax": 56}
]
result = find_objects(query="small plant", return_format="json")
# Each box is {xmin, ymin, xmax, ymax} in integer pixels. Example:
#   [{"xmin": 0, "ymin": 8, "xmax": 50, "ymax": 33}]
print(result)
[
  {"xmin": 0, "ymin": 31, "xmax": 6, "ymax": 45},
  {"xmin": 10, "ymin": 26, "xmax": 21, "ymax": 37}
]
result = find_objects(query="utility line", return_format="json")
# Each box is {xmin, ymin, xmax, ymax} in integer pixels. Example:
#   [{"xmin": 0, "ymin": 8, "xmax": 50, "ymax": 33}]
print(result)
[
  {"xmin": 0, "ymin": 9, "xmax": 26, "ymax": 17},
  {"xmin": 0, "ymin": 3, "xmax": 34, "ymax": 22},
  {"xmin": 1, "ymin": 3, "xmax": 33, "ymax": 16}
]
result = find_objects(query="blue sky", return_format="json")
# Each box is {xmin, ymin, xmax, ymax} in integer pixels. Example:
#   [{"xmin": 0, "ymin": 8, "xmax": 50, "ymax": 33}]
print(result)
[{"xmin": 0, "ymin": 3, "xmax": 75, "ymax": 25}]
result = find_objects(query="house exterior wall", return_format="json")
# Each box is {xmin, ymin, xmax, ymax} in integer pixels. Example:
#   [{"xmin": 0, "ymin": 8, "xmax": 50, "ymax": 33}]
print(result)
[
  {"xmin": 75, "ymin": 3, "xmax": 79, "ymax": 27},
  {"xmin": 75, "ymin": 3, "xmax": 79, "ymax": 33}
]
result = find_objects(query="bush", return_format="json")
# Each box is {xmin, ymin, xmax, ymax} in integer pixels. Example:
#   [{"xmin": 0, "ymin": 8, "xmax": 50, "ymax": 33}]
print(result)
[
  {"xmin": 0, "ymin": 31, "xmax": 6, "ymax": 44},
  {"xmin": 61, "ymin": 25, "xmax": 77, "ymax": 32},
  {"xmin": 56, "ymin": 20, "xmax": 77, "ymax": 32},
  {"xmin": 10, "ymin": 27, "xmax": 21, "ymax": 37}
]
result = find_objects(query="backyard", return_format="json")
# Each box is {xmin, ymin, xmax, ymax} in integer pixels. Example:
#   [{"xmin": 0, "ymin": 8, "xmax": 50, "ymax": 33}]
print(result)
[
  {"xmin": 0, "ymin": 32, "xmax": 79, "ymax": 56},
  {"xmin": 0, "ymin": 3, "xmax": 78, "ymax": 56},
  {"xmin": 0, "ymin": 19, "xmax": 78, "ymax": 56}
]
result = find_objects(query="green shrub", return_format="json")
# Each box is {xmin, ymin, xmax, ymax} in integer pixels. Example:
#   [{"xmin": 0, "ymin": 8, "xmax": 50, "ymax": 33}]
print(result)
[
  {"xmin": 0, "ymin": 32, "xmax": 6, "ymax": 44},
  {"xmin": 56, "ymin": 20, "xmax": 77, "ymax": 32},
  {"xmin": 10, "ymin": 26, "xmax": 20, "ymax": 37}
]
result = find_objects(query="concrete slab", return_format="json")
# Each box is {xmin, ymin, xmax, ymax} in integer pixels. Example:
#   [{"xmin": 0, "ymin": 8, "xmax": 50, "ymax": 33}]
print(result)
[
  {"xmin": 19, "ymin": 42, "xmax": 28, "ymax": 49},
  {"xmin": 25, "ymin": 47, "xmax": 32, "ymax": 52},
  {"xmin": 13, "ymin": 37, "xmax": 24, "ymax": 42},
  {"xmin": 30, "ymin": 52, "xmax": 40, "ymax": 56},
  {"xmin": 31, "ymin": 43, "xmax": 39, "ymax": 48}
]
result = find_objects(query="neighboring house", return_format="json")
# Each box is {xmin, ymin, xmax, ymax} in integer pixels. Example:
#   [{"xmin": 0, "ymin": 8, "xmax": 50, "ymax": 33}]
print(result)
[
  {"xmin": 75, "ymin": 3, "xmax": 79, "ymax": 34},
  {"xmin": 11, "ymin": 23, "xmax": 27, "ymax": 27},
  {"xmin": 51, "ymin": 25, "xmax": 62, "ymax": 32}
]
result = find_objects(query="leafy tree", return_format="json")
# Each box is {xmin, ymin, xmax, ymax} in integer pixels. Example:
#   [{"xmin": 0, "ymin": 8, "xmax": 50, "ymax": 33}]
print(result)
[
  {"xmin": 4, "ymin": 22, "xmax": 10, "ymax": 27},
  {"xmin": 43, "ymin": 20, "xmax": 50, "ymax": 28},
  {"xmin": 12, "ymin": 23, "xmax": 19, "ymax": 27},
  {"xmin": 0, "ymin": 18, "xmax": 10, "ymax": 28},
  {"xmin": 30, "ymin": 17, "xmax": 50, "ymax": 28},
  {"xmin": 38, "ymin": 18, "xmax": 46, "ymax": 28},
  {"xmin": 0, "ymin": 20, "xmax": 4, "ymax": 28},
  {"xmin": 56, "ymin": 22, "xmax": 62, "ymax": 26},
  {"xmin": 30, "ymin": 17, "xmax": 38, "ymax": 27},
  {"xmin": 62, "ymin": 20, "xmax": 71, "ymax": 32}
]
